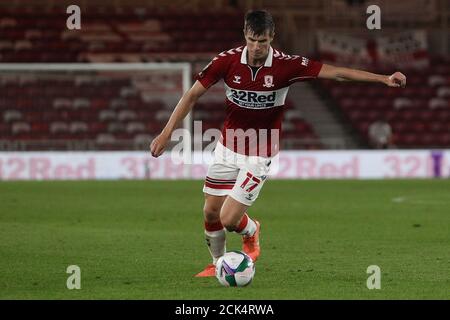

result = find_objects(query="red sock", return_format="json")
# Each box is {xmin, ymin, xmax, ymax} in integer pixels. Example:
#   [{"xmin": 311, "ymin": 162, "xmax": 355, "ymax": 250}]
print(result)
[
  {"xmin": 235, "ymin": 213, "xmax": 257, "ymax": 236},
  {"xmin": 235, "ymin": 213, "xmax": 249, "ymax": 233},
  {"xmin": 204, "ymin": 220, "xmax": 224, "ymax": 232}
]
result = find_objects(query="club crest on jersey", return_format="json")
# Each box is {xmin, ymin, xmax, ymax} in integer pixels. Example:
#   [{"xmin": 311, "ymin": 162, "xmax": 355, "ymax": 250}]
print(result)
[
  {"xmin": 263, "ymin": 75, "xmax": 274, "ymax": 88},
  {"xmin": 233, "ymin": 75, "xmax": 241, "ymax": 84},
  {"xmin": 301, "ymin": 57, "xmax": 309, "ymax": 66}
]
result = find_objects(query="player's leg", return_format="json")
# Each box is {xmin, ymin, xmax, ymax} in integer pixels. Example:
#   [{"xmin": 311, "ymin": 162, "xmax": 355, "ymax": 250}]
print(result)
[
  {"xmin": 220, "ymin": 195, "xmax": 261, "ymax": 262},
  {"xmin": 195, "ymin": 142, "xmax": 239, "ymax": 277},
  {"xmin": 220, "ymin": 168, "xmax": 267, "ymax": 262},
  {"xmin": 195, "ymin": 193, "xmax": 227, "ymax": 277},
  {"xmin": 203, "ymin": 193, "xmax": 227, "ymax": 264}
]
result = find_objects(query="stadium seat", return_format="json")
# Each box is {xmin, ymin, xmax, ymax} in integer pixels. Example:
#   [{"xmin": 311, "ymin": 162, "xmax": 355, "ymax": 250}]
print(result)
[
  {"xmin": 117, "ymin": 110, "xmax": 137, "ymax": 121},
  {"xmin": 134, "ymin": 133, "xmax": 152, "ymax": 145},
  {"xmin": 429, "ymin": 98, "xmax": 448, "ymax": 109},
  {"xmin": 53, "ymin": 98, "xmax": 73, "ymax": 109},
  {"xmin": 393, "ymin": 97, "xmax": 413, "ymax": 109},
  {"xmin": 110, "ymin": 98, "xmax": 128, "ymax": 109},
  {"xmin": 99, "ymin": 110, "xmax": 117, "ymax": 121},
  {"xmin": 437, "ymin": 133, "xmax": 450, "ymax": 146},
  {"xmin": 107, "ymin": 122, "xmax": 126, "ymax": 133},
  {"xmin": 50, "ymin": 121, "xmax": 69, "ymax": 134},
  {"xmin": 284, "ymin": 109, "xmax": 303, "ymax": 121},
  {"xmin": 73, "ymin": 98, "xmax": 91, "ymax": 109},
  {"xmin": 96, "ymin": 133, "xmax": 116, "ymax": 143},
  {"xmin": 12, "ymin": 122, "xmax": 31, "ymax": 135},
  {"xmin": 126, "ymin": 122, "xmax": 146, "ymax": 134},
  {"xmin": 437, "ymin": 87, "xmax": 450, "ymax": 98},
  {"xmin": 70, "ymin": 122, "xmax": 89, "ymax": 134},
  {"xmin": 155, "ymin": 110, "xmax": 171, "ymax": 121},
  {"xmin": 3, "ymin": 110, "xmax": 22, "ymax": 122},
  {"xmin": 428, "ymin": 75, "xmax": 447, "ymax": 87}
]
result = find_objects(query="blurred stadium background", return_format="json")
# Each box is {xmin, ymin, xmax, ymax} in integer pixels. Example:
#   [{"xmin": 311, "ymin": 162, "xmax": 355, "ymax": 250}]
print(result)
[{"xmin": 0, "ymin": 0, "xmax": 449, "ymax": 180}]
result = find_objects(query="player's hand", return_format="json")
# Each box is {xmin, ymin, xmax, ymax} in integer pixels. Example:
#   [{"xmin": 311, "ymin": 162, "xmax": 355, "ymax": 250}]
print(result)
[
  {"xmin": 150, "ymin": 133, "xmax": 170, "ymax": 158},
  {"xmin": 386, "ymin": 72, "xmax": 406, "ymax": 88}
]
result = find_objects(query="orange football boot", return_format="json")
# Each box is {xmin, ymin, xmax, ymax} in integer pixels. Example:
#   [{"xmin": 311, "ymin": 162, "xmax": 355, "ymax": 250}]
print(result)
[
  {"xmin": 194, "ymin": 263, "xmax": 216, "ymax": 277},
  {"xmin": 242, "ymin": 220, "xmax": 260, "ymax": 262}
]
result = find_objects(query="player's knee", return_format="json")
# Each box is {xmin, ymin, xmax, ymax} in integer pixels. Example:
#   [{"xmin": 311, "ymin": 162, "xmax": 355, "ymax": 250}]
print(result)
[{"xmin": 203, "ymin": 203, "xmax": 221, "ymax": 223}]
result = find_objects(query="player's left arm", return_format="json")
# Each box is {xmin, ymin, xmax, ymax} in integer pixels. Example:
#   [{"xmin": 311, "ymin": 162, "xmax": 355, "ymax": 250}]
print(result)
[{"xmin": 318, "ymin": 64, "xmax": 406, "ymax": 87}]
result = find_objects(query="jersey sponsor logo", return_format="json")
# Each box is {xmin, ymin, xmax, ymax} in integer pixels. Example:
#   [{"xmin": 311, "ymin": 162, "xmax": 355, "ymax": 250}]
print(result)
[
  {"xmin": 225, "ymin": 84, "xmax": 289, "ymax": 109},
  {"xmin": 233, "ymin": 75, "xmax": 241, "ymax": 84},
  {"xmin": 263, "ymin": 75, "xmax": 274, "ymax": 88},
  {"xmin": 230, "ymin": 89, "xmax": 276, "ymax": 108}
]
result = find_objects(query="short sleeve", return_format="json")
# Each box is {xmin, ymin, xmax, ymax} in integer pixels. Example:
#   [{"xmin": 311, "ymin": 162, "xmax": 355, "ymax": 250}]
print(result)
[
  {"xmin": 288, "ymin": 57, "xmax": 323, "ymax": 83},
  {"xmin": 196, "ymin": 55, "xmax": 228, "ymax": 89}
]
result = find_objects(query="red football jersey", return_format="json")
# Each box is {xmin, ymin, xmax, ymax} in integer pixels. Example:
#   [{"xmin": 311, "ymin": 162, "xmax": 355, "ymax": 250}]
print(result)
[{"xmin": 196, "ymin": 46, "xmax": 323, "ymax": 157}]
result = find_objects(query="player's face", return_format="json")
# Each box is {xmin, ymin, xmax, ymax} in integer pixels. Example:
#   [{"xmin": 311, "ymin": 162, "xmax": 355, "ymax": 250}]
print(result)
[{"xmin": 244, "ymin": 30, "xmax": 273, "ymax": 61}]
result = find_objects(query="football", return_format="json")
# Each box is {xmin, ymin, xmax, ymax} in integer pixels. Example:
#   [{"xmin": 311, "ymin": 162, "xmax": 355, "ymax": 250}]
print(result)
[{"xmin": 215, "ymin": 251, "xmax": 255, "ymax": 287}]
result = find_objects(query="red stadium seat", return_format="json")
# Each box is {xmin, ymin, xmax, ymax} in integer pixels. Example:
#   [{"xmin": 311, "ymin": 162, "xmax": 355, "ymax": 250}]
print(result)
[{"xmin": 437, "ymin": 133, "xmax": 450, "ymax": 146}]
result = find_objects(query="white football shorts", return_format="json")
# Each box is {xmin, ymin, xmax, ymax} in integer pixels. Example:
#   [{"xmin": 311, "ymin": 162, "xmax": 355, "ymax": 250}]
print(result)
[{"xmin": 203, "ymin": 141, "xmax": 272, "ymax": 206}]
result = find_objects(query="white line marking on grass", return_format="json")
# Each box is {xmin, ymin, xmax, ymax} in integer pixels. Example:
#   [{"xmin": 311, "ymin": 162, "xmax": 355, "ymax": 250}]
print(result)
[
  {"xmin": 392, "ymin": 196, "xmax": 406, "ymax": 203},
  {"xmin": 391, "ymin": 196, "xmax": 450, "ymax": 205}
]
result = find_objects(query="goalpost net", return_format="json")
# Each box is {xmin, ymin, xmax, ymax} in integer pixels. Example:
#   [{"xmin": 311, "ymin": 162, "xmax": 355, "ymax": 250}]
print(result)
[
  {"xmin": 0, "ymin": 62, "xmax": 192, "ymax": 148},
  {"xmin": 0, "ymin": 62, "xmax": 193, "ymax": 177}
]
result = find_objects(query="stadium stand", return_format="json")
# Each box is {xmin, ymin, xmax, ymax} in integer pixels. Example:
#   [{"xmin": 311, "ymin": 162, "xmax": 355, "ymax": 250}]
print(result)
[
  {"xmin": 0, "ymin": 5, "xmax": 244, "ymax": 62},
  {"xmin": 0, "ymin": 3, "xmax": 322, "ymax": 151},
  {"xmin": 319, "ymin": 56, "xmax": 450, "ymax": 148},
  {"xmin": 0, "ymin": 0, "xmax": 449, "ymax": 150}
]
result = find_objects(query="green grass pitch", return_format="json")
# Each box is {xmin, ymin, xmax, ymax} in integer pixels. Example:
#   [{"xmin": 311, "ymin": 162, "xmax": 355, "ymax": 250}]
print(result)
[{"xmin": 0, "ymin": 179, "xmax": 449, "ymax": 299}]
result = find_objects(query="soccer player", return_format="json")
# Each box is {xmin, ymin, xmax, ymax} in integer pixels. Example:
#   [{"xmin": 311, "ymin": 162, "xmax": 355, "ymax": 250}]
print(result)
[{"xmin": 150, "ymin": 10, "xmax": 406, "ymax": 277}]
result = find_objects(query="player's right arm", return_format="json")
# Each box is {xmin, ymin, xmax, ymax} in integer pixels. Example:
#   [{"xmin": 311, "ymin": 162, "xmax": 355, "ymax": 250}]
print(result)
[
  {"xmin": 150, "ymin": 80, "xmax": 207, "ymax": 158},
  {"xmin": 150, "ymin": 51, "xmax": 229, "ymax": 157}
]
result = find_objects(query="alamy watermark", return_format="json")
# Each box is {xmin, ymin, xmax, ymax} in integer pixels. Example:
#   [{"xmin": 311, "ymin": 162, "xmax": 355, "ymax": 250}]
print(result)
[
  {"xmin": 366, "ymin": 5, "xmax": 381, "ymax": 30},
  {"xmin": 66, "ymin": 5, "xmax": 81, "ymax": 30},
  {"xmin": 66, "ymin": 265, "xmax": 81, "ymax": 290},
  {"xmin": 169, "ymin": 121, "xmax": 281, "ymax": 174},
  {"xmin": 366, "ymin": 265, "xmax": 381, "ymax": 289}
]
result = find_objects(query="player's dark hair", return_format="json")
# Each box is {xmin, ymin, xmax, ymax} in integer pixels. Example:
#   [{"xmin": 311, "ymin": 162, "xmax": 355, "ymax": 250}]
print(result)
[{"xmin": 244, "ymin": 10, "xmax": 275, "ymax": 36}]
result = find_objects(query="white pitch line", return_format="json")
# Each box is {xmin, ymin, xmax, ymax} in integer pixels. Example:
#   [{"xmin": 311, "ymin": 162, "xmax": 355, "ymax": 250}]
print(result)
[
  {"xmin": 391, "ymin": 196, "xmax": 450, "ymax": 205},
  {"xmin": 391, "ymin": 196, "xmax": 406, "ymax": 203}
]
